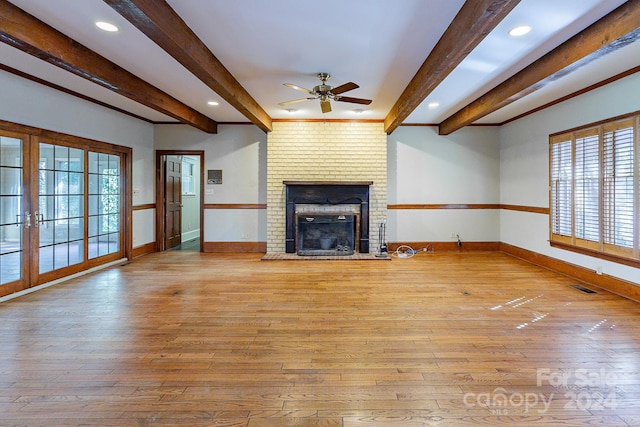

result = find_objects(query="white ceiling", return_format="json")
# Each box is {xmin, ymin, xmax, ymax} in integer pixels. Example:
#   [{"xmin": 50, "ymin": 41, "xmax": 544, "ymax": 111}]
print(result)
[{"xmin": 2, "ymin": 0, "xmax": 637, "ymax": 129}]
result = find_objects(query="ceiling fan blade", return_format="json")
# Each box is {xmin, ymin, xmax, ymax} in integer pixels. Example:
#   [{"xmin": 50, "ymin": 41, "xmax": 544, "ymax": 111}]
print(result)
[
  {"xmin": 335, "ymin": 96, "xmax": 372, "ymax": 105},
  {"xmin": 331, "ymin": 82, "xmax": 359, "ymax": 95},
  {"xmin": 320, "ymin": 100, "xmax": 332, "ymax": 113},
  {"xmin": 283, "ymin": 83, "xmax": 314, "ymax": 94},
  {"xmin": 278, "ymin": 97, "xmax": 315, "ymax": 106}
]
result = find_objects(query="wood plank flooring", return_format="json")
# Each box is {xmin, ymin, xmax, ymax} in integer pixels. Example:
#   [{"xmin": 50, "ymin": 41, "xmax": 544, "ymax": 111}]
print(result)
[{"xmin": 1, "ymin": 251, "xmax": 639, "ymax": 426}]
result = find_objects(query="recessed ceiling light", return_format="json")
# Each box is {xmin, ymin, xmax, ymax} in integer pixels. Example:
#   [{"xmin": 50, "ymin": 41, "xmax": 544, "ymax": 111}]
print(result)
[
  {"xmin": 353, "ymin": 109, "xmax": 364, "ymax": 114},
  {"xmin": 509, "ymin": 25, "xmax": 531, "ymax": 37},
  {"xmin": 285, "ymin": 108, "xmax": 297, "ymax": 113},
  {"xmin": 207, "ymin": 101, "xmax": 219, "ymax": 106},
  {"xmin": 96, "ymin": 21, "xmax": 118, "ymax": 32},
  {"xmin": 428, "ymin": 102, "xmax": 440, "ymax": 109}
]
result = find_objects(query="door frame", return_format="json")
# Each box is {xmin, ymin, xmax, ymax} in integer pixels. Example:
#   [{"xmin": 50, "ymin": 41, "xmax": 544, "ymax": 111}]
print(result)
[
  {"xmin": 0, "ymin": 120, "xmax": 133, "ymax": 297},
  {"xmin": 0, "ymin": 129, "xmax": 32, "ymax": 296},
  {"xmin": 155, "ymin": 150, "xmax": 204, "ymax": 252},
  {"xmin": 34, "ymin": 136, "xmax": 133, "ymax": 285}
]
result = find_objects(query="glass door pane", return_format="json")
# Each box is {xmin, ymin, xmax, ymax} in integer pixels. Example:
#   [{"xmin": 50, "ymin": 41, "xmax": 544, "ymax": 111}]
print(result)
[
  {"xmin": 38, "ymin": 143, "xmax": 84, "ymax": 274},
  {"xmin": 0, "ymin": 136, "xmax": 25, "ymax": 286},
  {"xmin": 88, "ymin": 152, "xmax": 121, "ymax": 259}
]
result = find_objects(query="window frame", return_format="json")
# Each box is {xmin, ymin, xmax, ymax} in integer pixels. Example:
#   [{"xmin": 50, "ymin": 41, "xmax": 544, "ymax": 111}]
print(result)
[
  {"xmin": 549, "ymin": 113, "xmax": 640, "ymax": 268},
  {"xmin": 181, "ymin": 156, "xmax": 196, "ymax": 196}
]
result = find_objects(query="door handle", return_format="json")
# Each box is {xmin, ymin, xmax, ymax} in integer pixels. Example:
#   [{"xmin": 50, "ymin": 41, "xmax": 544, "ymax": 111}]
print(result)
[
  {"xmin": 34, "ymin": 211, "xmax": 44, "ymax": 228},
  {"xmin": 17, "ymin": 212, "xmax": 31, "ymax": 228}
]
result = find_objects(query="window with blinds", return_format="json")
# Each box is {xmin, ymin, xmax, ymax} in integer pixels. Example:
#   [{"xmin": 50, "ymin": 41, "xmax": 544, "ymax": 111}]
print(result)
[{"xmin": 549, "ymin": 116, "xmax": 639, "ymax": 263}]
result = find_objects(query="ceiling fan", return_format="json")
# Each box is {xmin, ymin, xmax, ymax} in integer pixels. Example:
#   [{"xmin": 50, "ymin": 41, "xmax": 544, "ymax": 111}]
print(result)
[{"xmin": 279, "ymin": 72, "xmax": 372, "ymax": 113}]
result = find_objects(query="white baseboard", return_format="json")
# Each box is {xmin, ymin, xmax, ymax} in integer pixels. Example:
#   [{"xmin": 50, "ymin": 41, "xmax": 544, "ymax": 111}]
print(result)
[{"xmin": 182, "ymin": 229, "xmax": 200, "ymax": 242}]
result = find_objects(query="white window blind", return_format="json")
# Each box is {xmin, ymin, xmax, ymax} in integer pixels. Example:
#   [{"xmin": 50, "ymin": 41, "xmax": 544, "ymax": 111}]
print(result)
[
  {"xmin": 574, "ymin": 131, "xmax": 600, "ymax": 244},
  {"xmin": 603, "ymin": 120, "xmax": 635, "ymax": 254},
  {"xmin": 550, "ymin": 138, "xmax": 572, "ymax": 238},
  {"xmin": 549, "ymin": 116, "xmax": 639, "ymax": 263}
]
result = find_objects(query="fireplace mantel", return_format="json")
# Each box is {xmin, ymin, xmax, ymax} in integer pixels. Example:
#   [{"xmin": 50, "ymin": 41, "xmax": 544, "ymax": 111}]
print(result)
[
  {"xmin": 284, "ymin": 181, "xmax": 371, "ymax": 253},
  {"xmin": 284, "ymin": 181, "xmax": 373, "ymax": 186}
]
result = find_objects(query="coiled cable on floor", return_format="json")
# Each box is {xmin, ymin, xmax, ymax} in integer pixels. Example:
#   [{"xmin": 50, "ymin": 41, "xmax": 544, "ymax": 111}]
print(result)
[
  {"xmin": 392, "ymin": 244, "xmax": 434, "ymax": 258},
  {"xmin": 393, "ymin": 245, "xmax": 415, "ymax": 258}
]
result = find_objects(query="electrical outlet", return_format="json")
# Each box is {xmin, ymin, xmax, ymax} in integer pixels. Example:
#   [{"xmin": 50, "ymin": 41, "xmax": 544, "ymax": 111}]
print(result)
[
  {"xmin": 450, "ymin": 231, "xmax": 457, "ymax": 239},
  {"xmin": 596, "ymin": 266, "xmax": 603, "ymax": 275}
]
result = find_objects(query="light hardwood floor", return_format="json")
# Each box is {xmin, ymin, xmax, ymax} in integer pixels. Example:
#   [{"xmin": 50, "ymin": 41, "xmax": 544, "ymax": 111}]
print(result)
[{"xmin": 1, "ymin": 251, "xmax": 639, "ymax": 426}]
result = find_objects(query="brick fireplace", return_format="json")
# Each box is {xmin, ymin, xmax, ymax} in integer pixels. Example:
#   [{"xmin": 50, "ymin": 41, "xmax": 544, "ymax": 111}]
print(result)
[{"xmin": 266, "ymin": 121, "xmax": 387, "ymax": 254}]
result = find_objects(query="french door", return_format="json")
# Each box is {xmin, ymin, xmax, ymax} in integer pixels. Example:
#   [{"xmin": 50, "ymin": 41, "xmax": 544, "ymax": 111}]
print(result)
[
  {"xmin": 0, "ymin": 131, "xmax": 30, "ymax": 295},
  {"xmin": 0, "ymin": 131, "xmax": 126, "ymax": 297}
]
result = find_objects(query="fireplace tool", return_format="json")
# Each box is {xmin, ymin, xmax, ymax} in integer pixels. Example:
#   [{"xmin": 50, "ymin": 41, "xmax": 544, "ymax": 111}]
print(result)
[{"xmin": 375, "ymin": 221, "xmax": 388, "ymax": 258}]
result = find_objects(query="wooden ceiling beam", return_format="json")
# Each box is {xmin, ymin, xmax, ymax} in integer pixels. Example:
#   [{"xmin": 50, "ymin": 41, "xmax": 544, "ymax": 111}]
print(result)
[
  {"xmin": 0, "ymin": 0, "xmax": 217, "ymax": 134},
  {"xmin": 384, "ymin": 0, "xmax": 521, "ymax": 135},
  {"xmin": 438, "ymin": 0, "xmax": 640, "ymax": 135},
  {"xmin": 104, "ymin": 0, "xmax": 272, "ymax": 133}
]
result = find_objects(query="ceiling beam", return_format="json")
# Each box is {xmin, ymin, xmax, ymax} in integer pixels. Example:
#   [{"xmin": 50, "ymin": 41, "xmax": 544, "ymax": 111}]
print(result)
[
  {"xmin": 438, "ymin": 0, "xmax": 640, "ymax": 135},
  {"xmin": 384, "ymin": 0, "xmax": 521, "ymax": 134},
  {"xmin": 0, "ymin": 0, "xmax": 217, "ymax": 134},
  {"xmin": 104, "ymin": 0, "xmax": 273, "ymax": 133}
]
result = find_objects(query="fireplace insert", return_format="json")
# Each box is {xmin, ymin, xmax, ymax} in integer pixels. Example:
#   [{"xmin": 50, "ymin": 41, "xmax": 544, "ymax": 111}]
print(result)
[
  {"xmin": 296, "ymin": 213, "xmax": 356, "ymax": 256},
  {"xmin": 284, "ymin": 182, "xmax": 371, "ymax": 253}
]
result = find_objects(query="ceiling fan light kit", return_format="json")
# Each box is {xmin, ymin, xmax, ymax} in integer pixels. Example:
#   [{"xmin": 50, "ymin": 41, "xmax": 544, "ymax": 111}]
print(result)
[{"xmin": 279, "ymin": 73, "xmax": 372, "ymax": 113}]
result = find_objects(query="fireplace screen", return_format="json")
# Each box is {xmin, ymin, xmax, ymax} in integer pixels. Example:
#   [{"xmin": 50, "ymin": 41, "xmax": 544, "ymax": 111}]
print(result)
[{"xmin": 296, "ymin": 214, "xmax": 356, "ymax": 256}]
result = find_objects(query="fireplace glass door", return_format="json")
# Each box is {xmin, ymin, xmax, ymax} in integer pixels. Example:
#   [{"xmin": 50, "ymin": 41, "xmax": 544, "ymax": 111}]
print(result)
[{"xmin": 297, "ymin": 214, "xmax": 355, "ymax": 256}]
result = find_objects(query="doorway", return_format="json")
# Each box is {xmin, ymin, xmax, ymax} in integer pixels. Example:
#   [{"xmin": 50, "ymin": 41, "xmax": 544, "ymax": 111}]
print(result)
[{"xmin": 155, "ymin": 150, "xmax": 204, "ymax": 252}]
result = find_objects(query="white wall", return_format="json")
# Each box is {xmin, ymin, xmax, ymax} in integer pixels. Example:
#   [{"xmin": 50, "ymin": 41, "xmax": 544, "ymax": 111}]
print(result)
[
  {"xmin": 387, "ymin": 126, "xmax": 501, "ymax": 243},
  {"xmin": 500, "ymin": 72, "xmax": 640, "ymax": 284},
  {"xmin": 0, "ymin": 69, "xmax": 156, "ymax": 248},
  {"xmin": 154, "ymin": 124, "xmax": 267, "ymax": 243}
]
